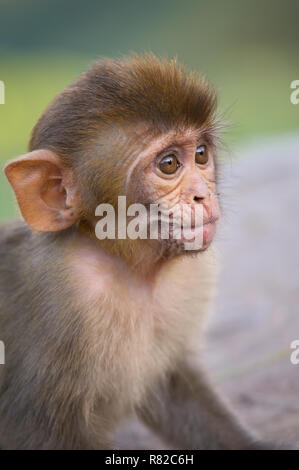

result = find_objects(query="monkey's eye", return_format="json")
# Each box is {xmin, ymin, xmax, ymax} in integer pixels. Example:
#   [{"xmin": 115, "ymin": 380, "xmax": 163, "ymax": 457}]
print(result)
[
  {"xmin": 195, "ymin": 145, "xmax": 209, "ymax": 165},
  {"xmin": 158, "ymin": 155, "xmax": 180, "ymax": 175}
]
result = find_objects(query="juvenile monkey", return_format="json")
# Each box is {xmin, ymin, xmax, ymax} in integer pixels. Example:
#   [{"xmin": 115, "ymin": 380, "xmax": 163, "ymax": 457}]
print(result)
[{"xmin": 0, "ymin": 54, "xmax": 262, "ymax": 449}]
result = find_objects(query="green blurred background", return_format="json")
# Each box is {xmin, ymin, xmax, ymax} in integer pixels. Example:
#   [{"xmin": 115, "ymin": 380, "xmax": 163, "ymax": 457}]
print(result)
[{"xmin": 0, "ymin": 0, "xmax": 298, "ymax": 220}]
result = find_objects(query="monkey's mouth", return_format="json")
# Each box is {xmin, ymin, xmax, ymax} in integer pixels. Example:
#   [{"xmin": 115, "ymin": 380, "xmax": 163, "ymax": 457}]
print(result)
[
  {"xmin": 175, "ymin": 215, "xmax": 218, "ymax": 232},
  {"xmin": 179, "ymin": 220, "xmax": 217, "ymax": 248},
  {"xmin": 153, "ymin": 216, "xmax": 218, "ymax": 251}
]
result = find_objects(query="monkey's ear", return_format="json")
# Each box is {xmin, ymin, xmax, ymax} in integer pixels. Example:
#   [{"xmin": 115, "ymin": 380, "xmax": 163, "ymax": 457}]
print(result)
[{"xmin": 4, "ymin": 149, "xmax": 80, "ymax": 232}]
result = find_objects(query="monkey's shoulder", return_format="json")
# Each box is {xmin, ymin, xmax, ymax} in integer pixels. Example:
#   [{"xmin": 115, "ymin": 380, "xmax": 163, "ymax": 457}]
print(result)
[{"xmin": 0, "ymin": 219, "xmax": 32, "ymax": 248}]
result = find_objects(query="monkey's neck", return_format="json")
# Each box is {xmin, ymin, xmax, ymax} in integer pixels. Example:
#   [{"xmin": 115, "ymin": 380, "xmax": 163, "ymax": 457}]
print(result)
[{"xmin": 67, "ymin": 225, "xmax": 170, "ymax": 284}]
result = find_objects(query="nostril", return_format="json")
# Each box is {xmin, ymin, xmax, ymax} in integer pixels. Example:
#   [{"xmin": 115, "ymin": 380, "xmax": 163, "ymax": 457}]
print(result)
[{"xmin": 193, "ymin": 195, "xmax": 204, "ymax": 203}]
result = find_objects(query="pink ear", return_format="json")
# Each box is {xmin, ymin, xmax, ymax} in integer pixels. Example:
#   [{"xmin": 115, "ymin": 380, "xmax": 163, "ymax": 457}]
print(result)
[{"xmin": 4, "ymin": 149, "xmax": 79, "ymax": 232}]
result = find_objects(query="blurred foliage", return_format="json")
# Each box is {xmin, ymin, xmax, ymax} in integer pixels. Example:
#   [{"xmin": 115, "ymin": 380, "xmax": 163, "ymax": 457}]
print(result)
[{"xmin": 0, "ymin": 0, "xmax": 298, "ymax": 219}]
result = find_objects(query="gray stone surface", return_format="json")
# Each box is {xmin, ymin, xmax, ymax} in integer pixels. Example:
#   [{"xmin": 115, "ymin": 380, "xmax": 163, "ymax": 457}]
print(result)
[{"xmin": 116, "ymin": 134, "xmax": 299, "ymax": 448}]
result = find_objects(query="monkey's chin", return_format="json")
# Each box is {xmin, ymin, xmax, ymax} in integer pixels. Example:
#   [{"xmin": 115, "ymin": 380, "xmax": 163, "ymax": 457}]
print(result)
[
  {"xmin": 181, "ymin": 221, "xmax": 217, "ymax": 252},
  {"xmin": 155, "ymin": 222, "xmax": 217, "ymax": 258}
]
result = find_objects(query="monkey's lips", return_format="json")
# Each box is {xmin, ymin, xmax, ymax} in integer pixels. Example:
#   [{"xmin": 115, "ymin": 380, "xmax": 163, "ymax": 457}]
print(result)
[
  {"xmin": 177, "ymin": 220, "xmax": 216, "ymax": 248},
  {"xmin": 163, "ymin": 216, "xmax": 217, "ymax": 251}
]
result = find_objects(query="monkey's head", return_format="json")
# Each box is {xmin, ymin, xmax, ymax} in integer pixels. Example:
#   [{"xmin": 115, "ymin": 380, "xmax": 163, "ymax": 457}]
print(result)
[{"xmin": 4, "ymin": 54, "xmax": 220, "ymax": 264}]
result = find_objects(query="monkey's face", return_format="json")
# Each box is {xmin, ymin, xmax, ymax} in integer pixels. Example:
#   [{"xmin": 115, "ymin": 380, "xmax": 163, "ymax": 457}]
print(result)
[{"xmin": 126, "ymin": 127, "xmax": 220, "ymax": 257}]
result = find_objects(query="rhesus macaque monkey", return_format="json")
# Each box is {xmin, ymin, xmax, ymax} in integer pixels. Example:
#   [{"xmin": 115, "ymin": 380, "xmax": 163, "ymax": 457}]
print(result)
[{"xmin": 0, "ymin": 54, "xmax": 264, "ymax": 450}]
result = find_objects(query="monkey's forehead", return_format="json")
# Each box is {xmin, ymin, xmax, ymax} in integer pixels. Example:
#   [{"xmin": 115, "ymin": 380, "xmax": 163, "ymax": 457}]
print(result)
[{"xmin": 85, "ymin": 124, "xmax": 217, "ymax": 167}]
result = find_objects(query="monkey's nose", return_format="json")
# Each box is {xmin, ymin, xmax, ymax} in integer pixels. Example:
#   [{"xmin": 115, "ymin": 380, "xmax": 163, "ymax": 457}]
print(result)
[{"xmin": 193, "ymin": 195, "xmax": 205, "ymax": 203}]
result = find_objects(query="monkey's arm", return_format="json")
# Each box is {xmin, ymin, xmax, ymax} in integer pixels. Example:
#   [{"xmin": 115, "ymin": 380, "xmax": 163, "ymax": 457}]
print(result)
[{"xmin": 137, "ymin": 359, "xmax": 262, "ymax": 450}]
